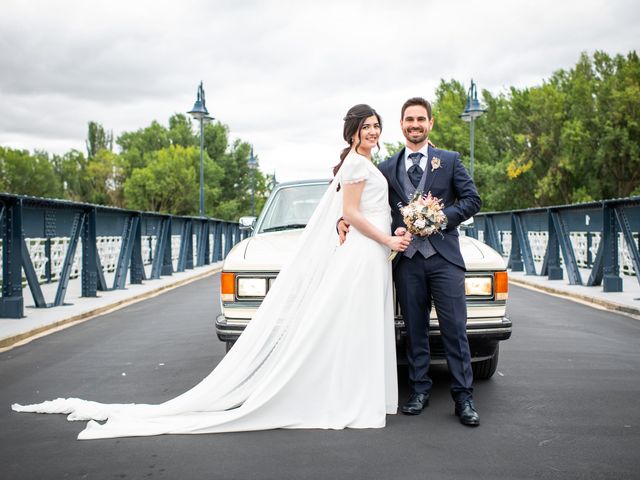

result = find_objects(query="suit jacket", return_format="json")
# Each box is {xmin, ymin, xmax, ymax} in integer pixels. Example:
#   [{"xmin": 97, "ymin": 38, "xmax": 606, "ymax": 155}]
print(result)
[{"xmin": 378, "ymin": 146, "xmax": 481, "ymax": 270}]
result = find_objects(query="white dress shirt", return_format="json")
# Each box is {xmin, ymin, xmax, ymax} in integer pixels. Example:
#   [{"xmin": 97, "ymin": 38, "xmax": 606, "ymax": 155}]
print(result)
[{"xmin": 404, "ymin": 144, "xmax": 429, "ymax": 172}]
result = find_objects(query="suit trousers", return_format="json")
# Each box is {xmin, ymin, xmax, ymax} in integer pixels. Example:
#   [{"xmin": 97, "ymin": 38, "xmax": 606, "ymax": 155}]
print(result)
[{"xmin": 394, "ymin": 252, "xmax": 473, "ymax": 402}]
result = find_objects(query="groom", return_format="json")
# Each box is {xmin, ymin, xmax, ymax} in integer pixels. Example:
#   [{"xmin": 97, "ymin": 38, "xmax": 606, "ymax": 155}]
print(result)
[{"xmin": 340, "ymin": 97, "xmax": 482, "ymax": 426}]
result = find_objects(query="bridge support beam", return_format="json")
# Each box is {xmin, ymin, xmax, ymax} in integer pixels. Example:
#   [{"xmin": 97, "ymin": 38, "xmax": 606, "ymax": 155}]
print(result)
[
  {"xmin": 130, "ymin": 216, "xmax": 145, "ymax": 284},
  {"xmin": 614, "ymin": 206, "xmax": 640, "ymax": 288},
  {"xmin": 550, "ymin": 211, "xmax": 582, "ymax": 285},
  {"xmin": 82, "ymin": 208, "xmax": 98, "ymax": 297},
  {"xmin": 0, "ymin": 200, "xmax": 24, "ymax": 318},
  {"xmin": 602, "ymin": 204, "xmax": 623, "ymax": 292},
  {"xmin": 213, "ymin": 221, "xmax": 223, "ymax": 262},
  {"xmin": 196, "ymin": 221, "xmax": 210, "ymax": 267},
  {"xmin": 545, "ymin": 211, "xmax": 564, "ymax": 280},
  {"xmin": 224, "ymin": 223, "xmax": 235, "ymax": 258}
]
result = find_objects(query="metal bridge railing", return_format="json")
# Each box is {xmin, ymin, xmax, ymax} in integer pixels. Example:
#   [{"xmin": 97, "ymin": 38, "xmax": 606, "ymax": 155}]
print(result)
[
  {"xmin": 469, "ymin": 196, "xmax": 640, "ymax": 292},
  {"xmin": 0, "ymin": 193, "xmax": 248, "ymax": 319}
]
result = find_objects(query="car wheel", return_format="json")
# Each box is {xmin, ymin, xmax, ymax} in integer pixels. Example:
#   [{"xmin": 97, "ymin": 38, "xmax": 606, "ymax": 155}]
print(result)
[
  {"xmin": 225, "ymin": 341, "xmax": 236, "ymax": 353},
  {"xmin": 472, "ymin": 345, "xmax": 499, "ymax": 380}
]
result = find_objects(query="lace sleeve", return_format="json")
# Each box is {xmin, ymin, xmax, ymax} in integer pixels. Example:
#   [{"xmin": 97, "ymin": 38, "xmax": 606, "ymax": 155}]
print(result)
[{"xmin": 340, "ymin": 153, "xmax": 369, "ymax": 184}]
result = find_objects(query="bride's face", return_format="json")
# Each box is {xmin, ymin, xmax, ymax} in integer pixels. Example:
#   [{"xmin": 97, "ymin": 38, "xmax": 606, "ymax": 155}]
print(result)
[{"xmin": 352, "ymin": 115, "xmax": 381, "ymax": 151}]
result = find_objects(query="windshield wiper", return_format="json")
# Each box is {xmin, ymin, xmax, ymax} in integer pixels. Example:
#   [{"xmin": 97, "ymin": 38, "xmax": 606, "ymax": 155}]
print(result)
[{"xmin": 262, "ymin": 224, "xmax": 307, "ymax": 232}]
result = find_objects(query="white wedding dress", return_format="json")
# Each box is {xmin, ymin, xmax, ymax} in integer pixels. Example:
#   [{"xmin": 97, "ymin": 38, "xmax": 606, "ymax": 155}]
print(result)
[{"xmin": 12, "ymin": 153, "xmax": 397, "ymax": 439}]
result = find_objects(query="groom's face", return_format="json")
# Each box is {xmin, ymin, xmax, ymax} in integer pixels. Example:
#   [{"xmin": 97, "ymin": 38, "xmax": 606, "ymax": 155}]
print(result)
[{"xmin": 401, "ymin": 105, "xmax": 433, "ymax": 146}]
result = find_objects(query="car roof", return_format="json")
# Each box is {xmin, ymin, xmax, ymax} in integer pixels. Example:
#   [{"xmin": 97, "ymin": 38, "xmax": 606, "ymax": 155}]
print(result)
[{"xmin": 275, "ymin": 179, "xmax": 331, "ymax": 188}]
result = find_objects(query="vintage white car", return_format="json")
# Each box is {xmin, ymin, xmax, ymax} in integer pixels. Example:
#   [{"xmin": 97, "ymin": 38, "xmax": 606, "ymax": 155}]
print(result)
[{"xmin": 216, "ymin": 179, "xmax": 511, "ymax": 379}]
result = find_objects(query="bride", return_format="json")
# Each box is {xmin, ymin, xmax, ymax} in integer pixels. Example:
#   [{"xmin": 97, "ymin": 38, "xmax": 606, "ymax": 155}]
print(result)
[{"xmin": 12, "ymin": 104, "xmax": 411, "ymax": 439}]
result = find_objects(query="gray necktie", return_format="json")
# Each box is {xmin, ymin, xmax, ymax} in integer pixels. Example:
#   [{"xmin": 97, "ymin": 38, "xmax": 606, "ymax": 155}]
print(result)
[{"xmin": 407, "ymin": 152, "xmax": 423, "ymax": 188}]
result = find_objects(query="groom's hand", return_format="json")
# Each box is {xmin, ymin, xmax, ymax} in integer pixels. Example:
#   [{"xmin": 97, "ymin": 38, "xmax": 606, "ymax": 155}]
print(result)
[
  {"xmin": 394, "ymin": 227, "xmax": 412, "ymax": 241},
  {"xmin": 338, "ymin": 219, "xmax": 350, "ymax": 245}
]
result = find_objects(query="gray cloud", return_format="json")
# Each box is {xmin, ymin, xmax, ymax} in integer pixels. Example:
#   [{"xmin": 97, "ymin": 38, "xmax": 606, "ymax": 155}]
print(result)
[{"xmin": 0, "ymin": 0, "xmax": 638, "ymax": 179}]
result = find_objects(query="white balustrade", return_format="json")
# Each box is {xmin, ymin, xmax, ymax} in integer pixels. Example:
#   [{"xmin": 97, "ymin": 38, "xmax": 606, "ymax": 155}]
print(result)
[
  {"xmin": 499, "ymin": 230, "xmax": 635, "ymax": 275},
  {"xmin": 2, "ymin": 227, "xmax": 636, "ymax": 284}
]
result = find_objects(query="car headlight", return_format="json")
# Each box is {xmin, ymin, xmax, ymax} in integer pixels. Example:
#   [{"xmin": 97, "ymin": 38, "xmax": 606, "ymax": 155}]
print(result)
[
  {"xmin": 465, "ymin": 276, "xmax": 493, "ymax": 296},
  {"xmin": 237, "ymin": 277, "xmax": 268, "ymax": 298}
]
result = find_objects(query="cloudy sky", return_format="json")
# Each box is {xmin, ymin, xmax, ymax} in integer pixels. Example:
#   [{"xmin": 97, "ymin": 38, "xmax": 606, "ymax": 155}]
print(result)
[{"xmin": 1, "ymin": 0, "xmax": 638, "ymax": 181}]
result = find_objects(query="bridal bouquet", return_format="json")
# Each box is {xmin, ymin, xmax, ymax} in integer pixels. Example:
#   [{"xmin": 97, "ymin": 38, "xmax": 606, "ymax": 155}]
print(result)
[
  {"xmin": 401, "ymin": 191, "xmax": 448, "ymax": 236},
  {"xmin": 388, "ymin": 191, "xmax": 448, "ymax": 261}
]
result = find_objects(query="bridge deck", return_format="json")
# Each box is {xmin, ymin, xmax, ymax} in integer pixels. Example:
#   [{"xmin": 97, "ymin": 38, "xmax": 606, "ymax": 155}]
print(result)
[
  {"xmin": 510, "ymin": 266, "xmax": 640, "ymax": 316},
  {"xmin": 0, "ymin": 263, "xmax": 222, "ymax": 349},
  {"xmin": 2, "ymin": 260, "xmax": 638, "ymax": 352},
  {"xmin": 1, "ymin": 275, "xmax": 639, "ymax": 479}
]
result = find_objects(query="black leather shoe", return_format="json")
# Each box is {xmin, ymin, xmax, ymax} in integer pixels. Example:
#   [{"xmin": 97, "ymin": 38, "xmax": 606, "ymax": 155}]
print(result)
[
  {"xmin": 401, "ymin": 393, "xmax": 430, "ymax": 415},
  {"xmin": 455, "ymin": 399, "xmax": 480, "ymax": 426}
]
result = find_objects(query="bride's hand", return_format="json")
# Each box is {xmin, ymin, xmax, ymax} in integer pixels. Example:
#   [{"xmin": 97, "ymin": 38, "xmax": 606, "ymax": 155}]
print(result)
[{"xmin": 386, "ymin": 234, "xmax": 411, "ymax": 252}]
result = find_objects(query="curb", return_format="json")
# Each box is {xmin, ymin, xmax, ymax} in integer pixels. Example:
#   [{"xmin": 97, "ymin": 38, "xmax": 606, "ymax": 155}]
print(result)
[
  {"xmin": 509, "ymin": 277, "xmax": 640, "ymax": 318},
  {"xmin": 0, "ymin": 267, "xmax": 222, "ymax": 350}
]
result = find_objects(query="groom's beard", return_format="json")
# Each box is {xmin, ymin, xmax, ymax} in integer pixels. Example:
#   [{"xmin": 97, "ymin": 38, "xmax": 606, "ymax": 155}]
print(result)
[{"xmin": 405, "ymin": 129, "xmax": 428, "ymax": 145}]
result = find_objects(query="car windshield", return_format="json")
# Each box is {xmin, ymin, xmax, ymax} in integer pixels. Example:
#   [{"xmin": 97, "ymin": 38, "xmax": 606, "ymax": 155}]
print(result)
[{"xmin": 258, "ymin": 183, "xmax": 327, "ymax": 233}]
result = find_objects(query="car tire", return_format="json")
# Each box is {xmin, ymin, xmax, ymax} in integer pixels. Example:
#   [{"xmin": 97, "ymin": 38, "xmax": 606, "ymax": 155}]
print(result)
[
  {"xmin": 225, "ymin": 341, "xmax": 236, "ymax": 353},
  {"xmin": 472, "ymin": 345, "xmax": 499, "ymax": 380}
]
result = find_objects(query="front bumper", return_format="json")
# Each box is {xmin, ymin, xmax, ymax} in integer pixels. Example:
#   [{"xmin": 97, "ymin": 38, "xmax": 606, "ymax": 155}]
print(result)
[
  {"xmin": 395, "ymin": 315, "xmax": 512, "ymax": 363},
  {"xmin": 215, "ymin": 314, "xmax": 248, "ymax": 342},
  {"xmin": 394, "ymin": 316, "xmax": 512, "ymax": 339},
  {"xmin": 216, "ymin": 313, "xmax": 512, "ymax": 352}
]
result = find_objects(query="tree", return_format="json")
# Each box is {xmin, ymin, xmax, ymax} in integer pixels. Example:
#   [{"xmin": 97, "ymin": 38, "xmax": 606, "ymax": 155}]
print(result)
[
  {"xmin": 117, "ymin": 121, "xmax": 171, "ymax": 175},
  {"xmin": 168, "ymin": 114, "xmax": 197, "ymax": 148},
  {"xmin": 52, "ymin": 149, "xmax": 91, "ymax": 201},
  {"xmin": 0, "ymin": 147, "xmax": 62, "ymax": 197},
  {"xmin": 86, "ymin": 149, "xmax": 126, "ymax": 207},
  {"xmin": 124, "ymin": 145, "xmax": 224, "ymax": 215},
  {"xmin": 427, "ymin": 79, "xmax": 517, "ymax": 210},
  {"xmin": 125, "ymin": 145, "xmax": 199, "ymax": 214},
  {"xmin": 201, "ymin": 123, "xmax": 270, "ymax": 219},
  {"xmin": 421, "ymin": 50, "xmax": 639, "ymax": 211},
  {"xmin": 115, "ymin": 116, "xmax": 270, "ymax": 218},
  {"xmin": 592, "ymin": 50, "xmax": 640, "ymax": 199},
  {"xmin": 86, "ymin": 121, "xmax": 113, "ymax": 159},
  {"xmin": 382, "ymin": 141, "xmax": 404, "ymax": 159}
]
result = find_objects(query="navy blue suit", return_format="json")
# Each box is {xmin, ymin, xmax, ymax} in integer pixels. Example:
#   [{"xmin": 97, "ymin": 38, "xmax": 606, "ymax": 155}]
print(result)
[{"xmin": 378, "ymin": 146, "xmax": 481, "ymax": 401}]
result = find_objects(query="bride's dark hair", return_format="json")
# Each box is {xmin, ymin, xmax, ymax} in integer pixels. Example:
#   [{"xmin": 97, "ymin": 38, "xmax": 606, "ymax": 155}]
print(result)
[{"xmin": 333, "ymin": 104, "xmax": 382, "ymax": 184}]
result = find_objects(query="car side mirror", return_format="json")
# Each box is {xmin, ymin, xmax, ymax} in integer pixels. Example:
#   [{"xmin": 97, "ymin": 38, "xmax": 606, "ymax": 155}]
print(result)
[
  {"xmin": 460, "ymin": 217, "xmax": 474, "ymax": 229},
  {"xmin": 239, "ymin": 216, "xmax": 257, "ymax": 231}
]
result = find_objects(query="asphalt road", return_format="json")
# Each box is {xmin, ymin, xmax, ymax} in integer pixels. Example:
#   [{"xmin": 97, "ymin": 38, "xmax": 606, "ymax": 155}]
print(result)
[{"xmin": 1, "ymin": 276, "xmax": 639, "ymax": 480}]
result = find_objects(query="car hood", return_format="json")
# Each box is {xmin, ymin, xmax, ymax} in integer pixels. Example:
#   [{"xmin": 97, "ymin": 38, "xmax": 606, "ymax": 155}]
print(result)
[
  {"xmin": 224, "ymin": 230, "xmax": 305, "ymax": 271},
  {"xmin": 459, "ymin": 235, "xmax": 506, "ymax": 270},
  {"xmin": 223, "ymin": 230, "xmax": 506, "ymax": 272}
]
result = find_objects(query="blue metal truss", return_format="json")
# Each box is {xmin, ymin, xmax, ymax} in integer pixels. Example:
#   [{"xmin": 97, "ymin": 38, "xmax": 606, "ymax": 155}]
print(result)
[
  {"xmin": 475, "ymin": 196, "xmax": 640, "ymax": 293},
  {"xmin": 0, "ymin": 193, "xmax": 243, "ymax": 319}
]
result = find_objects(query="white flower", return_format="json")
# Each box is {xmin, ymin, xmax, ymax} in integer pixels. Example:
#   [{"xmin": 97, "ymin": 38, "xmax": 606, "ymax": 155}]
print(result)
[{"xmin": 414, "ymin": 218, "xmax": 427, "ymax": 229}]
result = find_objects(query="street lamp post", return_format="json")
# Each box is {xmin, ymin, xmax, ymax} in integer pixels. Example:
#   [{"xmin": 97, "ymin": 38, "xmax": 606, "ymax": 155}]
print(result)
[
  {"xmin": 459, "ymin": 79, "xmax": 487, "ymax": 180},
  {"xmin": 247, "ymin": 146, "xmax": 258, "ymax": 216},
  {"xmin": 188, "ymin": 82, "xmax": 213, "ymax": 217}
]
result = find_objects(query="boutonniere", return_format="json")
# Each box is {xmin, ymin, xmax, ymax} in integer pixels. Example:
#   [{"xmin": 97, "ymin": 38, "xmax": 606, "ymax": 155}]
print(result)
[{"xmin": 431, "ymin": 157, "xmax": 442, "ymax": 172}]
